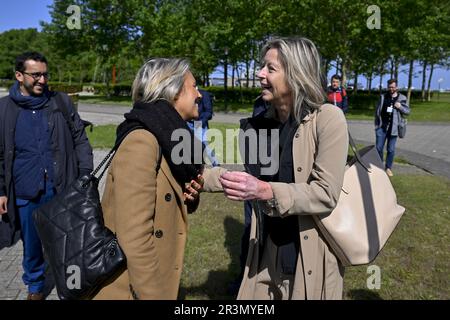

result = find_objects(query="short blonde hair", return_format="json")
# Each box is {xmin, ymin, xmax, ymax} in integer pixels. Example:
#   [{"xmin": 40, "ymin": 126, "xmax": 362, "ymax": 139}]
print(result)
[
  {"xmin": 131, "ymin": 58, "xmax": 190, "ymax": 104},
  {"xmin": 261, "ymin": 37, "xmax": 326, "ymax": 123}
]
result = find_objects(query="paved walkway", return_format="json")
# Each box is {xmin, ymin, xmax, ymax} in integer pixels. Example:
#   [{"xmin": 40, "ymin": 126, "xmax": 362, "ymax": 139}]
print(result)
[{"xmin": 1, "ymin": 103, "xmax": 448, "ymax": 300}]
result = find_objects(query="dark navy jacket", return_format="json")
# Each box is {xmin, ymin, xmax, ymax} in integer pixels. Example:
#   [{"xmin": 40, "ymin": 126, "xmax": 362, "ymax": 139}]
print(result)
[
  {"xmin": 0, "ymin": 92, "xmax": 93, "ymax": 249},
  {"xmin": 195, "ymin": 89, "xmax": 213, "ymax": 128}
]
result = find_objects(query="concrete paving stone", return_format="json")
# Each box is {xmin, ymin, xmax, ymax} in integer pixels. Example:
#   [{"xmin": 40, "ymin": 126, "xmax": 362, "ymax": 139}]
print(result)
[
  {"xmin": 0, "ymin": 260, "xmax": 12, "ymax": 271},
  {"xmin": 0, "ymin": 255, "xmax": 16, "ymax": 261},
  {"xmin": 15, "ymin": 290, "xmax": 28, "ymax": 300},
  {"xmin": 0, "ymin": 289, "xmax": 19, "ymax": 299},
  {"xmin": 6, "ymin": 282, "xmax": 26, "ymax": 290}
]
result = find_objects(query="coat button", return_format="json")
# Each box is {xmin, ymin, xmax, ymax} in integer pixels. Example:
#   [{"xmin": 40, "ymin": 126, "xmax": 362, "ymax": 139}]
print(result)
[
  {"xmin": 297, "ymin": 167, "xmax": 302, "ymax": 172},
  {"xmin": 165, "ymin": 193, "xmax": 172, "ymax": 201},
  {"xmin": 304, "ymin": 235, "xmax": 308, "ymax": 240},
  {"xmin": 155, "ymin": 230, "xmax": 163, "ymax": 238},
  {"xmin": 295, "ymin": 133, "xmax": 300, "ymax": 138},
  {"xmin": 308, "ymin": 270, "xmax": 312, "ymax": 275}
]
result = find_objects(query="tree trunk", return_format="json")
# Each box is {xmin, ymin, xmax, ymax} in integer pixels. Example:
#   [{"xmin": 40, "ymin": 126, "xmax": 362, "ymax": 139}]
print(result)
[
  {"xmin": 231, "ymin": 65, "xmax": 235, "ymax": 89},
  {"xmin": 252, "ymin": 60, "xmax": 256, "ymax": 88},
  {"xmin": 92, "ymin": 57, "xmax": 100, "ymax": 84},
  {"xmin": 224, "ymin": 57, "xmax": 228, "ymax": 110},
  {"xmin": 245, "ymin": 59, "xmax": 250, "ymax": 88},
  {"xmin": 324, "ymin": 58, "xmax": 329, "ymax": 79},
  {"xmin": 379, "ymin": 62, "xmax": 384, "ymax": 94},
  {"xmin": 353, "ymin": 71, "xmax": 358, "ymax": 93},
  {"xmin": 407, "ymin": 60, "xmax": 414, "ymax": 104},
  {"xmin": 421, "ymin": 61, "xmax": 427, "ymax": 102},
  {"xmin": 427, "ymin": 63, "xmax": 434, "ymax": 102},
  {"xmin": 112, "ymin": 64, "xmax": 116, "ymax": 86},
  {"xmin": 394, "ymin": 58, "xmax": 399, "ymax": 80},
  {"xmin": 224, "ymin": 59, "xmax": 228, "ymax": 90},
  {"xmin": 341, "ymin": 62, "xmax": 347, "ymax": 86},
  {"xmin": 390, "ymin": 58, "xmax": 394, "ymax": 79},
  {"xmin": 368, "ymin": 71, "xmax": 372, "ymax": 94}
]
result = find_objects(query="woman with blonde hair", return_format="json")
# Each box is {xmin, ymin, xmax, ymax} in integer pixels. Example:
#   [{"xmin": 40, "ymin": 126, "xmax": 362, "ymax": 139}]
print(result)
[
  {"xmin": 94, "ymin": 58, "xmax": 203, "ymax": 300},
  {"xmin": 202, "ymin": 37, "xmax": 348, "ymax": 300}
]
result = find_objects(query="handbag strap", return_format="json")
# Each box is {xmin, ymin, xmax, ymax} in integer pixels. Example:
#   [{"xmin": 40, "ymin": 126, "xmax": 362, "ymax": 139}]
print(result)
[{"xmin": 347, "ymin": 131, "xmax": 371, "ymax": 172}]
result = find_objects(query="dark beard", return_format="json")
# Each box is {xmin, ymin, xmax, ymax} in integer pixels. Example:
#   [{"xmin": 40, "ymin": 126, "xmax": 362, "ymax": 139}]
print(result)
[{"xmin": 22, "ymin": 81, "xmax": 44, "ymax": 96}]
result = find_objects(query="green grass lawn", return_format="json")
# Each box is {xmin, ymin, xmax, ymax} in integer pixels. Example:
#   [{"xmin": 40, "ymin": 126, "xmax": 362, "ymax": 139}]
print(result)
[
  {"xmin": 79, "ymin": 95, "xmax": 132, "ymax": 106},
  {"xmin": 346, "ymin": 94, "xmax": 450, "ymax": 122},
  {"xmin": 181, "ymin": 174, "xmax": 449, "ymax": 300},
  {"xmin": 80, "ymin": 92, "xmax": 450, "ymax": 122},
  {"xmin": 87, "ymin": 124, "xmax": 449, "ymax": 299},
  {"xmin": 86, "ymin": 124, "xmax": 117, "ymax": 149},
  {"xmin": 87, "ymin": 123, "xmax": 411, "ymax": 165}
]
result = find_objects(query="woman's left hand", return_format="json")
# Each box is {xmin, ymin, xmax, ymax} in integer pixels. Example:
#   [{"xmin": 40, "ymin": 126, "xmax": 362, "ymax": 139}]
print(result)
[
  {"xmin": 219, "ymin": 171, "xmax": 273, "ymax": 201},
  {"xmin": 184, "ymin": 175, "xmax": 203, "ymax": 202}
]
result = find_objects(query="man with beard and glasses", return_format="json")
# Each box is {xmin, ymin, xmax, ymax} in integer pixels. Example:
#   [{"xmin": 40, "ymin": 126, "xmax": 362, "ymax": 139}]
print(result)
[{"xmin": 0, "ymin": 52, "xmax": 93, "ymax": 300}]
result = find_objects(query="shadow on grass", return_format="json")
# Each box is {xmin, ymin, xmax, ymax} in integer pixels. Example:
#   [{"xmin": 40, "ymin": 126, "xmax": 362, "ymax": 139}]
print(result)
[
  {"xmin": 347, "ymin": 289, "xmax": 383, "ymax": 300},
  {"xmin": 179, "ymin": 216, "xmax": 244, "ymax": 300}
]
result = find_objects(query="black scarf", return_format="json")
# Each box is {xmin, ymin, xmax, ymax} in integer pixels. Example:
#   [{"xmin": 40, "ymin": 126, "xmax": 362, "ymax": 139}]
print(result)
[
  {"xmin": 9, "ymin": 81, "xmax": 50, "ymax": 110},
  {"xmin": 116, "ymin": 99, "xmax": 204, "ymax": 189}
]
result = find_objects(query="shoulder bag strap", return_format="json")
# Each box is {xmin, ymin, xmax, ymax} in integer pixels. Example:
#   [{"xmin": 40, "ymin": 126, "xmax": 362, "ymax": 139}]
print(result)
[{"xmin": 93, "ymin": 127, "xmax": 162, "ymax": 181}]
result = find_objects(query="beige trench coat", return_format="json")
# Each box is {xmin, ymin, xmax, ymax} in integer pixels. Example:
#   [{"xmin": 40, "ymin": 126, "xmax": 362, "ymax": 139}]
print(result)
[
  {"xmin": 94, "ymin": 129, "xmax": 192, "ymax": 300},
  {"xmin": 203, "ymin": 103, "xmax": 348, "ymax": 300}
]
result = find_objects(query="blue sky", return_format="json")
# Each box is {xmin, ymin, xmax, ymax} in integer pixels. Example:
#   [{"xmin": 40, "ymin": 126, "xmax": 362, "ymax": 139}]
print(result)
[
  {"xmin": 1, "ymin": 0, "xmax": 449, "ymax": 90},
  {"xmin": 0, "ymin": 0, "xmax": 53, "ymax": 32}
]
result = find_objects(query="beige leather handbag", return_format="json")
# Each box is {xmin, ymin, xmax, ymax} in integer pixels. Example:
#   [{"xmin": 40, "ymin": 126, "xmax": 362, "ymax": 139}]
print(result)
[{"xmin": 313, "ymin": 134, "xmax": 405, "ymax": 266}]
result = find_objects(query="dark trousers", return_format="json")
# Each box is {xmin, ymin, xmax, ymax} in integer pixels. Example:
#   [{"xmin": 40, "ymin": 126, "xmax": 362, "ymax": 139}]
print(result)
[
  {"xmin": 16, "ymin": 183, "xmax": 55, "ymax": 294},
  {"xmin": 375, "ymin": 127, "xmax": 398, "ymax": 169}
]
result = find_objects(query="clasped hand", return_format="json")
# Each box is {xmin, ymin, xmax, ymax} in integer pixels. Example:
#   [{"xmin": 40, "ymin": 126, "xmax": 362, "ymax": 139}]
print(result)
[{"xmin": 219, "ymin": 171, "xmax": 273, "ymax": 201}]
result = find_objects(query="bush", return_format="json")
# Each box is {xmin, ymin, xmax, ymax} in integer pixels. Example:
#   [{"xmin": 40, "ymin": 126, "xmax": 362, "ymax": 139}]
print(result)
[
  {"xmin": 0, "ymin": 79, "xmax": 15, "ymax": 89},
  {"xmin": 47, "ymin": 82, "xmax": 82, "ymax": 93}
]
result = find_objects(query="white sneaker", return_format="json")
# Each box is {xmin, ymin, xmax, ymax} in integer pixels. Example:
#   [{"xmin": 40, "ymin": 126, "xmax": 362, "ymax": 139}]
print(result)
[{"xmin": 386, "ymin": 168, "xmax": 394, "ymax": 177}]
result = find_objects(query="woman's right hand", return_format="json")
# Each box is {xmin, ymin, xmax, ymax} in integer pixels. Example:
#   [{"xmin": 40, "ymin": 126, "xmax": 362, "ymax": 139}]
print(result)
[{"xmin": 219, "ymin": 171, "xmax": 273, "ymax": 201}]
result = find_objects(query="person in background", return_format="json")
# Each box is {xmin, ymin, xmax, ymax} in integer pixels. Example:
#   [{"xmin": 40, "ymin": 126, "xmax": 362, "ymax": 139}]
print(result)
[
  {"xmin": 0, "ymin": 52, "xmax": 93, "ymax": 300},
  {"xmin": 187, "ymin": 88, "xmax": 219, "ymax": 166},
  {"xmin": 326, "ymin": 74, "xmax": 348, "ymax": 113},
  {"xmin": 374, "ymin": 78, "xmax": 410, "ymax": 177}
]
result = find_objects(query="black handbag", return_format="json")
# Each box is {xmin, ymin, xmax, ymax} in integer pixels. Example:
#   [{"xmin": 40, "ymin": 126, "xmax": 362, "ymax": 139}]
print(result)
[
  {"xmin": 397, "ymin": 113, "xmax": 407, "ymax": 138},
  {"xmin": 32, "ymin": 127, "xmax": 143, "ymax": 300}
]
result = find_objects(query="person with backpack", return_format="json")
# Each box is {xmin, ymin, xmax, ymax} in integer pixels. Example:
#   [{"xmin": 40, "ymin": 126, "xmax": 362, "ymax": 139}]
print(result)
[
  {"xmin": 0, "ymin": 52, "xmax": 93, "ymax": 300},
  {"xmin": 326, "ymin": 74, "xmax": 348, "ymax": 113}
]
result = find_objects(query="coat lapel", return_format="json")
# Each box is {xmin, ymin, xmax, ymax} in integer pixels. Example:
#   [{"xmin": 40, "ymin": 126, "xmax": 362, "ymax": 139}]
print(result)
[{"xmin": 159, "ymin": 156, "xmax": 188, "ymax": 220}]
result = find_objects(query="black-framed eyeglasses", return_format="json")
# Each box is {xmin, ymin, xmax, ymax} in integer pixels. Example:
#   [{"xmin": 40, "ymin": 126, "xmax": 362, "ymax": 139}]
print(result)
[{"xmin": 22, "ymin": 71, "xmax": 50, "ymax": 80}]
